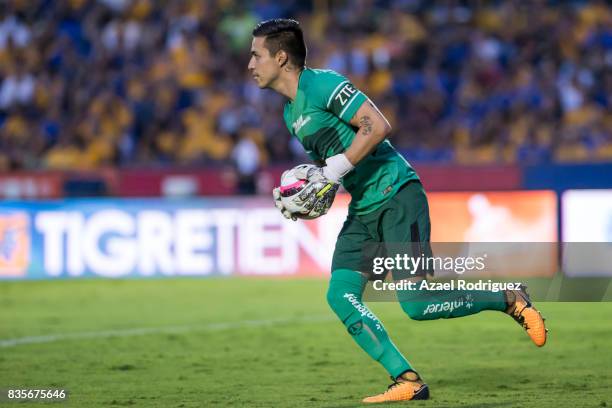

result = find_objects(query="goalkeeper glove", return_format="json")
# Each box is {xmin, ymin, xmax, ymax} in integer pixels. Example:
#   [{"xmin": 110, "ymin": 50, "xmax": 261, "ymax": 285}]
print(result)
[{"xmin": 273, "ymin": 187, "xmax": 298, "ymax": 221}]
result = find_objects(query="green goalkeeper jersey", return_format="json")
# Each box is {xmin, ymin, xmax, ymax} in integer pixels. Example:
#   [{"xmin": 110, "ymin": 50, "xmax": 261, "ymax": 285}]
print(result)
[{"xmin": 283, "ymin": 68, "xmax": 419, "ymax": 215}]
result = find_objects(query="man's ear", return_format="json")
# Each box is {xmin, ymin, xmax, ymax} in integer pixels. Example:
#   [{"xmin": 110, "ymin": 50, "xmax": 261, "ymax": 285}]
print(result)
[{"xmin": 276, "ymin": 50, "xmax": 288, "ymax": 68}]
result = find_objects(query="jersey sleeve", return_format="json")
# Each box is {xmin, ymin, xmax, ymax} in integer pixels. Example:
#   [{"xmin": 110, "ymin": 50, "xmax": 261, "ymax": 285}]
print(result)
[{"xmin": 312, "ymin": 70, "xmax": 368, "ymax": 123}]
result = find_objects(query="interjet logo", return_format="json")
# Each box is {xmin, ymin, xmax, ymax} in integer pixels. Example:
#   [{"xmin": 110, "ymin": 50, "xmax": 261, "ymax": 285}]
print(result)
[{"xmin": 422, "ymin": 294, "xmax": 474, "ymax": 316}]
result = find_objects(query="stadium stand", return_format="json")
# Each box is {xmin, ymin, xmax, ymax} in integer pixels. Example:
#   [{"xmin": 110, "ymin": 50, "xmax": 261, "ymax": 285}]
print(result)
[{"xmin": 0, "ymin": 0, "xmax": 610, "ymax": 175}]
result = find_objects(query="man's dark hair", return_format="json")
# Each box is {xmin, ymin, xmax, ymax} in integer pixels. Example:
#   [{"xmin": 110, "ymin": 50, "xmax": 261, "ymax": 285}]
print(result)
[{"xmin": 252, "ymin": 19, "xmax": 307, "ymax": 68}]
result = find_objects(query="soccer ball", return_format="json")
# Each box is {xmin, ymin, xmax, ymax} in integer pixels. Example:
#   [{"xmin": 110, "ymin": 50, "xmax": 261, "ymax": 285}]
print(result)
[{"xmin": 278, "ymin": 165, "xmax": 311, "ymax": 215}]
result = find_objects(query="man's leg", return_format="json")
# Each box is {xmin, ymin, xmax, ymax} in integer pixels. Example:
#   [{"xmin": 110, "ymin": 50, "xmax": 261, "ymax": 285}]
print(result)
[
  {"xmin": 330, "ymin": 213, "xmax": 430, "ymax": 403},
  {"xmin": 397, "ymin": 284, "xmax": 546, "ymax": 346},
  {"xmin": 397, "ymin": 283, "xmax": 507, "ymax": 320},
  {"xmin": 381, "ymin": 181, "xmax": 546, "ymax": 346},
  {"xmin": 326, "ymin": 268, "xmax": 412, "ymax": 379}
]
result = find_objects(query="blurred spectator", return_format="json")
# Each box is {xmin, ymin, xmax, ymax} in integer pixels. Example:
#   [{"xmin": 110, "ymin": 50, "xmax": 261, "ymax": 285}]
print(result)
[
  {"xmin": 0, "ymin": 65, "xmax": 35, "ymax": 109},
  {"xmin": 231, "ymin": 128, "xmax": 262, "ymax": 195},
  {"xmin": 0, "ymin": 0, "xmax": 610, "ymax": 178},
  {"xmin": 0, "ymin": 12, "xmax": 31, "ymax": 49}
]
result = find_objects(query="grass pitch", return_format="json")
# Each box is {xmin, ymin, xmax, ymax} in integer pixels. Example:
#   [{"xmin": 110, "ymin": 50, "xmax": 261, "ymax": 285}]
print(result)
[{"xmin": 1, "ymin": 278, "xmax": 611, "ymax": 407}]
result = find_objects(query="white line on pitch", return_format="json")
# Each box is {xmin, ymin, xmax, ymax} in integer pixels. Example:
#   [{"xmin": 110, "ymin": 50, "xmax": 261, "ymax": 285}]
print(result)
[{"xmin": 0, "ymin": 315, "xmax": 334, "ymax": 348}]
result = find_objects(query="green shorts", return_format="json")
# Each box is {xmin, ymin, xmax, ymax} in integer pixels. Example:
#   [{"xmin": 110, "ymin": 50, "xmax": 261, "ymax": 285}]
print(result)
[{"xmin": 331, "ymin": 180, "xmax": 433, "ymax": 279}]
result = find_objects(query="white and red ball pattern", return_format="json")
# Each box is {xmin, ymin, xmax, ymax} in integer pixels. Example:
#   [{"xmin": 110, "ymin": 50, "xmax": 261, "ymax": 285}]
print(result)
[{"xmin": 279, "ymin": 165, "xmax": 310, "ymax": 214}]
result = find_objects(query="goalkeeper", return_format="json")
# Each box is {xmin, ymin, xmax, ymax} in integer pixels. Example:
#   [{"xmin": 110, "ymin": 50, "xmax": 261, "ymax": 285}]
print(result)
[{"xmin": 249, "ymin": 19, "xmax": 547, "ymax": 403}]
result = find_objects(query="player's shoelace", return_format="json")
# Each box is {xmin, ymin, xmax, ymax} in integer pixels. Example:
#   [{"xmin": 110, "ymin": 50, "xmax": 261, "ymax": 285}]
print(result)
[
  {"xmin": 387, "ymin": 379, "xmax": 402, "ymax": 391},
  {"xmin": 386, "ymin": 376, "xmax": 420, "ymax": 392},
  {"xmin": 511, "ymin": 306, "xmax": 530, "ymax": 330},
  {"xmin": 510, "ymin": 288, "xmax": 533, "ymax": 330}
]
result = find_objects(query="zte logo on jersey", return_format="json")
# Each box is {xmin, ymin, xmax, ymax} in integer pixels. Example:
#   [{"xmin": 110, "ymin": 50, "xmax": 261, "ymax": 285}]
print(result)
[{"xmin": 334, "ymin": 83, "xmax": 357, "ymax": 106}]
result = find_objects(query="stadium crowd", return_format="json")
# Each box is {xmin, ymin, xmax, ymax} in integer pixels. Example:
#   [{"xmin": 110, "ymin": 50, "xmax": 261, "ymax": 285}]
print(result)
[{"xmin": 0, "ymin": 0, "xmax": 611, "ymax": 173}]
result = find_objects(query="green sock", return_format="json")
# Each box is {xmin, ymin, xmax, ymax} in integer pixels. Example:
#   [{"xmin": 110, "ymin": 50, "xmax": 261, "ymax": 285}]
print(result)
[
  {"xmin": 397, "ymin": 284, "xmax": 507, "ymax": 320},
  {"xmin": 327, "ymin": 269, "xmax": 411, "ymax": 378}
]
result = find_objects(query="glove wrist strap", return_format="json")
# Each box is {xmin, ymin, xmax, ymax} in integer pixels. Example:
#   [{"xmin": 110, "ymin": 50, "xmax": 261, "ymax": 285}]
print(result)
[{"xmin": 323, "ymin": 154, "xmax": 354, "ymax": 182}]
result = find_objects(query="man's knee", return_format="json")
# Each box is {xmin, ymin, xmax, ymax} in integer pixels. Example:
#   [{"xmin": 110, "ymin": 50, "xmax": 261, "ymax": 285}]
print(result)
[
  {"xmin": 327, "ymin": 284, "xmax": 358, "ymax": 315},
  {"xmin": 400, "ymin": 301, "xmax": 427, "ymax": 321}
]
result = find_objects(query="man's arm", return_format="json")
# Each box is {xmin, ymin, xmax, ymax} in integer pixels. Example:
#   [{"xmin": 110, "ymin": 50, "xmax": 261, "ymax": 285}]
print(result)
[
  {"xmin": 319, "ymin": 98, "xmax": 391, "ymax": 182},
  {"xmin": 344, "ymin": 99, "xmax": 392, "ymax": 165}
]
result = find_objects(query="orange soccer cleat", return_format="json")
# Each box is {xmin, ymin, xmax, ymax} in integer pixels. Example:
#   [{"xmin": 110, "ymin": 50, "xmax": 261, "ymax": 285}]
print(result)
[
  {"xmin": 506, "ymin": 286, "xmax": 548, "ymax": 347},
  {"xmin": 362, "ymin": 371, "xmax": 429, "ymax": 404}
]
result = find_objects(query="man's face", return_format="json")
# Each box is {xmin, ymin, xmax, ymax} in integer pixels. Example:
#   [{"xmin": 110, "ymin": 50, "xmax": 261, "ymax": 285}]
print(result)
[{"xmin": 248, "ymin": 36, "xmax": 281, "ymax": 89}]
